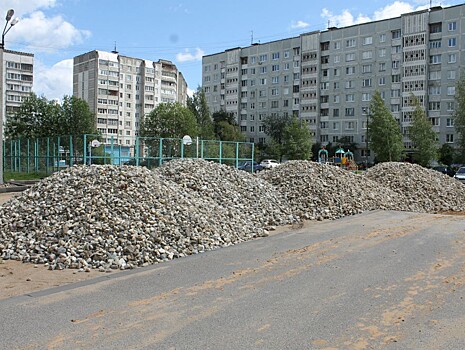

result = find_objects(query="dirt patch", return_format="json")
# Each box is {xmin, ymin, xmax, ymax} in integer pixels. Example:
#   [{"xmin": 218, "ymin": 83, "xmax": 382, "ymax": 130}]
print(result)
[
  {"xmin": 437, "ymin": 210, "xmax": 465, "ymax": 216},
  {"xmin": 0, "ymin": 259, "xmax": 102, "ymax": 300}
]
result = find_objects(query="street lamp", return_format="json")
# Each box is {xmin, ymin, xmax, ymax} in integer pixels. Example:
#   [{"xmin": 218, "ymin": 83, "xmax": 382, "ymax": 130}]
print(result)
[
  {"xmin": 1, "ymin": 9, "xmax": 19, "ymax": 49},
  {"xmin": 362, "ymin": 107, "xmax": 369, "ymax": 169},
  {"xmin": 0, "ymin": 9, "xmax": 19, "ymax": 184}
]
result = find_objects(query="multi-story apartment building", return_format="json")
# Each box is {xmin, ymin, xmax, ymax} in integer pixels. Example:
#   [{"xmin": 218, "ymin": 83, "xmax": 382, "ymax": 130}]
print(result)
[
  {"xmin": 202, "ymin": 4, "xmax": 464, "ymax": 161},
  {"xmin": 0, "ymin": 49, "xmax": 34, "ymax": 128},
  {"xmin": 73, "ymin": 50, "xmax": 188, "ymax": 150}
]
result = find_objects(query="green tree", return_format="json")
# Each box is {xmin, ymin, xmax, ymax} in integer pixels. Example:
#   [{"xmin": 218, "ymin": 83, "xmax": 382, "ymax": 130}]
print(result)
[
  {"xmin": 282, "ymin": 116, "xmax": 312, "ymax": 160},
  {"xmin": 438, "ymin": 143, "xmax": 455, "ymax": 166},
  {"xmin": 408, "ymin": 96, "xmax": 438, "ymax": 167},
  {"xmin": 187, "ymin": 87, "xmax": 214, "ymax": 139},
  {"xmin": 368, "ymin": 91, "xmax": 404, "ymax": 162},
  {"xmin": 140, "ymin": 102, "xmax": 199, "ymax": 139},
  {"xmin": 261, "ymin": 114, "xmax": 291, "ymax": 160},
  {"xmin": 59, "ymin": 96, "xmax": 97, "ymax": 137},
  {"xmin": 212, "ymin": 110, "xmax": 244, "ymax": 141},
  {"xmin": 453, "ymin": 74, "xmax": 465, "ymax": 163},
  {"xmin": 5, "ymin": 93, "xmax": 54, "ymax": 139}
]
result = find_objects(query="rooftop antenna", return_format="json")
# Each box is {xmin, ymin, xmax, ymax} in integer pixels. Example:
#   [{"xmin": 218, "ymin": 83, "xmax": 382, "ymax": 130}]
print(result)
[
  {"xmin": 251, "ymin": 30, "xmax": 253, "ymax": 45},
  {"xmin": 111, "ymin": 41, "xmax": 118, "ymax": 54},
  {"xmin": 327, "ymin": 20, "xmax": 330, "ymax": 29}
]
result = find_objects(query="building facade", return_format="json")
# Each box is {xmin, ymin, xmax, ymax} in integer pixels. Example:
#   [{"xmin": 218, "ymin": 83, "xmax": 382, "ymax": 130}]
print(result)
[
  {"xmin": 0, "ymin": 49, "xmax": 34, "ymax": 128},
  {"xmin": 202, "ymin": 4, "xmax": 465, "ymax": 161},
  {"xmin": 73, "ymin": 50, "xmax": 188, "ymax": 148}
]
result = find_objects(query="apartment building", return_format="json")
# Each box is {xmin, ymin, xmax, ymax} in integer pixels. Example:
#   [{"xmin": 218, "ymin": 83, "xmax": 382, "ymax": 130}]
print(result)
[
  {"xmin": 0, "ymin": 49, "xmax": 34, "ymax": 129},
  {"xmin": 202, "ymin": 4, "xmax": 464, "ymax": 161},
  {"xmin": 73, "ymin": 50, "xmax": 188, "ymax": 150}
]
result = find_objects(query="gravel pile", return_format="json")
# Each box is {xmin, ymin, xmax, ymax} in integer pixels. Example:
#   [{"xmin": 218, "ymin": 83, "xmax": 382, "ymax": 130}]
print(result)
[
  {"xmin": 259, "ymin": 160, "xmax": 410, "ymax": 220},
  {"xmin": 364, "ymin": 162, "xmax": 465, "ymax": 212},
  {"xmin": 1, "ymin": 159, "xmax": 464, "ymax": 270},
  {"xmin": 0, "ymin": 161, "xmax": 296, "ymax": 270}
]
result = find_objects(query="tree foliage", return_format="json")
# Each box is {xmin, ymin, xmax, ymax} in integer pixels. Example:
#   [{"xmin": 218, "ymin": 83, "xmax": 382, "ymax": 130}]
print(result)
[
  {"xmin": 5, "ymin": 93, "xmax": 96, "ymax": 140},
  {"xmin": 261, "ymin": 114, "xmax": 291, "ymax": 160},
  {"xmin": 282, "ymin": 116, "xmax": 313, "ymax": 160},
  {"xmin": 453, "ymin": 74, "xmax": 465, "ymax": 163},
  {"xmin": 408, "ymin": 96, "xmax": 438, "ymax": 167},
  {"xmin": 438, "ymin": 143, "xmax": 455, "ymax": 166},
  {"xmin": 187, "ymin": 87, "xmax": 214, "ymax": 139},
  {"xmin": 140, "ymin": 102, "xmax": 199, "ymax": 139},
  {"xmin": 368, "ymin": 91, "xmax": 404, "ymax": 162},
  {"xmin": 211, "ymin": 110, "xmax": 244, "ymax": 141}
]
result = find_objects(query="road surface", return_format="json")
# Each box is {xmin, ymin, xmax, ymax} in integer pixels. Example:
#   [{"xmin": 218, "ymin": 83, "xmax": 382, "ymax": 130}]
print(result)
[{"xmin": 1, "ymin": 210, "xmax": 464, "ymax": 349}]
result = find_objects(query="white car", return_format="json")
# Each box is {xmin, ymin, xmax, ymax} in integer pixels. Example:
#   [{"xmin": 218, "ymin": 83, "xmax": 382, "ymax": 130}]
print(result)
[
  {"xmin": 454, "ymin": 167, "xmax": 465, "ymax": 183},
  {"xmin": 260, "ymin": 159, "xmax": 280, "ymax": 169}
]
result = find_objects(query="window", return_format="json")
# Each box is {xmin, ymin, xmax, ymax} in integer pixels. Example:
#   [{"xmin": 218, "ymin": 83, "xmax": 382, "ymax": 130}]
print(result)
[
  {"xmin": 272, "ymin": 52, "xmax": 280, "ymax": 60},
  {"xmin": 260, "ymin": 66, "xmax": 267, "ymax": 74},
  {"xmin": 447, "ymin": 102, "xmax": 455, "ymax": 111},
  {"xmin": 333, "ymin": 109, "xmax": 339, "ymax": 117},
  {"xmin": 379, "ymin": 34, "xmax": 386, "ymax": 42},
  {"xmin": 392, "ymin": 45, "xmax": 401, "ymax": 54},
  {"xmin": 284, "ymin": 51, "xmax": 289, "ymax": 58},
  {"xmin": 448, "ymin": 22, "xmax": 457, "ymax": 31},
  {"xmin": 333, "ymin": 122, "xmax": 340, "ymax": 130},
  {"xmin": 259, "ymin": 54, "xmax": 267, "ymax": 62},
  {"xmin": 362, "ymin": 51, "xmax": 372, "ymax": 60},
  {"xmin": 430, "ymin": 23, "xmax": 442, "ymax": 33},
  {"xmin": 446, "ymin": 134, "xmax": 454, "ymax": 143},
  {"xmin": 272, "ymin": 64, "xmax": 280, "ymax": 72},
  {"xmin": 345, "ymin": 121, "xmax": 356, "ymax": 130},
  {"xmin": 447, "ymin": 86, "xmax": 456, "ymax": 95},
  {"xmin": 271, "ymin": 88, "xmax": 279, "ymax": 96},
  {"xmin": 448, "ymin": 38, "xmax": 457, "ymax": 47},
  {"xmin": 346, "ymin": 53, "xmax": 356, "ymax": 61},
  {"xmin": 334, "ymin": 82, "xmax": 340, "ymax": 89},
  {"xmin": 392, "ymin": 29, "xmax": 401, "ymax": 39},
  {"xmin": 334, "ymin": 41, "xmax": 341, "ymax": 49},
  {"xmin": 284, "ymin": 63, "xmax": 290, "ymax": 70},
  {"xmin": 379, "ymin": 76, "xmax": 386, "ymax": 85},
  {"xmin": 447, "ymin": 118, "xmax": 454, "ymax": 127},
  {"xmin": 333, "ymin": 55, "xmax": 340, "ymax": 63},
  {"xmin": 272, "ymin": 76, "xmax": 279, "ymax": 84},
  {"xmin": 362, "ymin": 79, "xmax": 372, "ymax": 87},
  {"xmin": 429, "ymin": 86, "xmax": 441, "ymax": 95},
  {"xmin": 392, "ymin": 60, "xmax": 399, "ymax": 69},
  {"xmin": 448, "ymin": 70, "xmax": 456, "ymax": 79},
  {"xmin": 392, "ymin": 74, "xmax": 401, "ymax": 83},
  {"xmin": 362, "ymin": 64, "xmax": 372, "ymax": 73},
  {"xmin": 346, "ymin": 94, "xmax": 355, "ymax": 102},
  {"xmin": 379, "ymin": 48, "xmax": 386, "ymax": 57},
  {"xmin": 345, "ymin": 81, "xmax": 354, "ymax": 89},
  {"xmin": 346, "ymin": 39, "xmax": 356, "ymax": 47},
  {"xmin": 430, "ymin": 54, "xmax": 441, "ymax": 64},
  {"xmin": 428, "ymin": 102, "xmax": 441, "ymax": 111},
  {"xmin": 260, "ymin": 78, "xmax": 266, "ymax": 85},
  {"xmin": 334, "ymin": 68, "xmax": 340, "ymax": 76},
  {"xmin": 271, "ymin": 101, "xmax": 279, "ymax": 108},
  {"xmin": 363, "ymin": 36, "xmax": 373, "ymax": 45},
  {"xmin": 346, "ymin": 66, "xmax": 356, "ymax": 75},
  {"xmin": 448, "ymin": 53, "xmax": 457, "ymax": 63},
  {"xmin": 379, "ymin": 62, "xmax": 386, "ymax": 72},
  {"xmin": 334, "ymin": 95, "xmax": 340, "ymax": 103},
  {"xmin": 345, "ymin": 108, "xmax": 355, "ymax": 116},
  {"xmin": 362, "ymin": 93, "xmax": 371, "ymax": 101},
  {"xmin": 391, "ymin": 89, "xmax": 400, "ymax": 98},
  {"xmin": 429, "ymin": 71, "xmax": 440, "ymax": 80},
  {"xmin": 429, "ymin": 39, "xmax": 441, "ymax": 49}
]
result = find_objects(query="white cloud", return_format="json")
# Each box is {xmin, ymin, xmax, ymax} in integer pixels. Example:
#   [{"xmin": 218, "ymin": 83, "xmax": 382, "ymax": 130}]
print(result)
[
  {"xmin": 176, "ymin": 48, "xmax": 204, "ymax": 63},
  {"xmin": 0, "ymin": 0, "xmax": 56, "ymax": 17},
  {"xmin": 321, "ymin": 1, "xmax": 453, "ymax": 28},
  {"xmin": 187, "ymin": 87, "xmax": 195, "ymax": 98},
  {"xmin": 7, "ymin": 11, "xmax": 91, "ymax": 52},
  {"xmin": 34, "ymin": 59, "xmax": 73, "ymax": 101},
  {"xmin": 291, "ymin": 20, "xmax": 310, "ymax": 29}
]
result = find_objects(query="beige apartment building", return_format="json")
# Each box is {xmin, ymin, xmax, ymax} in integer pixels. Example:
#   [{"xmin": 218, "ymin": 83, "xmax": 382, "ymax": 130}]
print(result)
[{"xmin": 73, "ymin": 50, "xmax": 188, "ymax": 150}]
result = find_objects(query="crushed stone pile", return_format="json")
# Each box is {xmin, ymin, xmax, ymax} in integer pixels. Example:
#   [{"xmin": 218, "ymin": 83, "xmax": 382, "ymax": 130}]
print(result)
[
  {"xmin": 0, "ymin": 161, "xmax": 296, "ymax": 270},
  {"xmin": 1, "ymin": 159, "xmax": 464, "ymax": 270},
  {"xmin": 259, "ymin": 160, "xmax": 411, "ymax": 220},
  {"xmin": 364, "ymin": 162, "xmax": 465, "ymax": 213}
]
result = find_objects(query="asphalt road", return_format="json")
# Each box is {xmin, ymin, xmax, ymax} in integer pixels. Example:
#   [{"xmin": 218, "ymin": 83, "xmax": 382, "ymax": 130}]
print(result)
[{"xmin": 1, "ymin": 210, "xmax": 464, "ymax": 350}]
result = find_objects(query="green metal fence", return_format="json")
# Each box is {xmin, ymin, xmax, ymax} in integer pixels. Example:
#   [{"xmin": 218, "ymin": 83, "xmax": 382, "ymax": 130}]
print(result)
[{"xmin": 3, "ymin": 135, "xmax": 255, "ymax": 175}]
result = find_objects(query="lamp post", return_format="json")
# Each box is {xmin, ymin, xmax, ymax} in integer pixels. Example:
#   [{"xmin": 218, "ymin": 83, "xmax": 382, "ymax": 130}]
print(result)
[
  {"xmin": 0, "ymin": 9, "xmax": 19, "ymax": 184},
  {"xmin": 362, "ymin": 107, "xmax": 369, "ymax": 169}
]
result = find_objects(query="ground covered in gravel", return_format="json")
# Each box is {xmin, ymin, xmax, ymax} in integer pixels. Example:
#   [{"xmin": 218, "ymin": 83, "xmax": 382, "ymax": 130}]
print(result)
[{"xmin": 1, "ymin": 159, "xmax": 464, "ymax": 271}]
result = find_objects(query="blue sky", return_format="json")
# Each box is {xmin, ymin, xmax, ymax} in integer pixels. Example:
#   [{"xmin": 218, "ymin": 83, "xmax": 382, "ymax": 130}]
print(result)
[{"xmin": 1, "ymin": 0, "xmax": 462, "ymax": 100}]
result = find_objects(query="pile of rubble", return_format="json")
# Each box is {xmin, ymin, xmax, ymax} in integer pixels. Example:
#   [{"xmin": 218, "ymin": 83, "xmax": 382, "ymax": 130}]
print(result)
[
  {"xmin": 259, "ymin": 160, "xmax": 411, "ymax": 220},
  {"xmin": 1, "ymin": 159, "xmax": 464, "ymax": 270},
  {"xmin": 0, "ymin": 161, "xmax": 296, "ymax": 270},
  {"xmin": 365, "ymin": 162, "xmax": 465, "ymax": 212}
]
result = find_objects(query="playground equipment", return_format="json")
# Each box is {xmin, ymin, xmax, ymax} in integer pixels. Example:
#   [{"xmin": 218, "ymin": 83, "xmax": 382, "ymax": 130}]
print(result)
[{"xmin": 318, "ymin": 146, "xmax": 329, "ymax": 164}]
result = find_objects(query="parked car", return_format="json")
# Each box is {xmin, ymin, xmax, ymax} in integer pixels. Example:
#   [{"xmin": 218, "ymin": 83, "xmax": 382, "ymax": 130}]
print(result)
[
  {"xmin": 237, "ymin": 161, "xmax": 263, "ymax": 173},
  {"xmin": 260, "ymin": 159, "xmax": 280, "ymax": 169},
  {"xmin": 454, "ymin": 167, "xmax": 465, "ymax": 183},
  {"xmin": 432, "ymin": 165, "xmax": 455, "ymax": 177}
]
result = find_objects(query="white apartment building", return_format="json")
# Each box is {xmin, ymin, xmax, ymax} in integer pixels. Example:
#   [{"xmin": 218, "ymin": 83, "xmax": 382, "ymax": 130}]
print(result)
[
  {"xmin": 0, "ymin": 49, "xmax": 34, "ymax": 129},
  {"xmin": 202, "ymin": 4, "xmax": 465, "ymax": 162},
  {"xmin": 73, "ymin": 50, "xmax": 188, "ymax": 150}
]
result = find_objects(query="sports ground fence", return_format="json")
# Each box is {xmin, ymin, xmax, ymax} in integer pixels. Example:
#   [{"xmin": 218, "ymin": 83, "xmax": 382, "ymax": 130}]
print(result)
[{"xmin": 3, "ymin": 135, "xmax": 255, "ymax": 175}]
